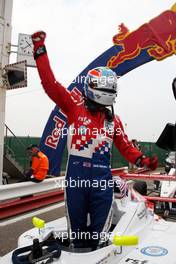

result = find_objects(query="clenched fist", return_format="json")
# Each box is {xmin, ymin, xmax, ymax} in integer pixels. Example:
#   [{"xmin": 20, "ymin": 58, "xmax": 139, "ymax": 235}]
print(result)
[{"xmin": 31, "ymin": 31, "xmax": 47, "ymax": 59}]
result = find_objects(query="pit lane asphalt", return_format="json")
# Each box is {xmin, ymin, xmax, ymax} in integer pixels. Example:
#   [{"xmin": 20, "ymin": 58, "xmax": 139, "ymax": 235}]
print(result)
[{"xmin": 0, "ymin": 204, "xmax": 65, "ymax": 256}]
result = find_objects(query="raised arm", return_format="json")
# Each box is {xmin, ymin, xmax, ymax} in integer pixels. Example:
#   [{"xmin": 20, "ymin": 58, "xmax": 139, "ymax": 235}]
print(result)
[
  {"xmin": 113, "ymin": 116, "xmax": 158, "ymax": 170},
  {"xmin": 31, "ymin": 31, "xmax": 77, "ymax": 124}
]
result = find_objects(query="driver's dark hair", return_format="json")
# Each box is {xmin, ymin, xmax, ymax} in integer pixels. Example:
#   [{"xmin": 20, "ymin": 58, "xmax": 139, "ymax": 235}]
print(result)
[{"xmin": 84, "ymin": 98, "xmax": 114, "ymax": 122}]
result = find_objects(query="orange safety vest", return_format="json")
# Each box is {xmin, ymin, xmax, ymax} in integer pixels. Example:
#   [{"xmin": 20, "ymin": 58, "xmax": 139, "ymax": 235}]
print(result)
[{"xmin": 31, "ymin": 151, "xmax": 49, "ymax": 180}]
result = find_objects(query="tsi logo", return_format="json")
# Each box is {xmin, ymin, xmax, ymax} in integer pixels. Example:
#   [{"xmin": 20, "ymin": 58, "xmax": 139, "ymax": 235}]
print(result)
[{"xmin": 45, "ymin": 115, "xmax": 66, "ymax": 149}]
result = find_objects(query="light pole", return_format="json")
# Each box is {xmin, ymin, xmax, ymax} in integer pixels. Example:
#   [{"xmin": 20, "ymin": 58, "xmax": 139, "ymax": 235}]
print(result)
[{"xmin": 0, "ymin": 0, "xmax": 13, "ymax": 185}]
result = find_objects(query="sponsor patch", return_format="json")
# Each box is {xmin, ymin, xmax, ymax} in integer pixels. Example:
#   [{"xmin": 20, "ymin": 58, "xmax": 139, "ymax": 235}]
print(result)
[
  {"xmin": 125, "ymin": 258, "xmax": 148, "ymax": 264},
  {"xmin": 141, "ymin": 246, "xmax": 168, "ymax": 257}
]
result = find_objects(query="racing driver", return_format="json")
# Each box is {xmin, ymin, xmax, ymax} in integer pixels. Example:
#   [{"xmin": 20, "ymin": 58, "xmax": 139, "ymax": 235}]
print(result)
[{"xmin": 31, "ymin": 31, "xmax": 158, "ymax": 250}]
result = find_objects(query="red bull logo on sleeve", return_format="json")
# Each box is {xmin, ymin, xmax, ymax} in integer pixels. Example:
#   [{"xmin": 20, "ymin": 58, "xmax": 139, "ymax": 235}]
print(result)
[{"xmin": 107, "ymin": 5, "xmax": 176, "ymax": 69}]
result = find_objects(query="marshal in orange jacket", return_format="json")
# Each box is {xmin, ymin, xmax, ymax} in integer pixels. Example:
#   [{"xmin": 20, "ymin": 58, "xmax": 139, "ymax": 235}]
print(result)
[{"xmin": 31, "ymin": 151, "xmax": 49, "ymax": 181}]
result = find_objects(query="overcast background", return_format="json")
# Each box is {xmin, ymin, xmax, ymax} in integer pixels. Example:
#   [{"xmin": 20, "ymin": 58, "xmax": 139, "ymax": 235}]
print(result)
[{"xmin": 5, "ymin": 0, "xmax": 176, "ymax": 142}]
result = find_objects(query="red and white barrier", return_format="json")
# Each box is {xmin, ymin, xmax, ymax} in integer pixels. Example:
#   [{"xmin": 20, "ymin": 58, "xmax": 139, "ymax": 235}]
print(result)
[
  {"xmin": 113, "ymin": 172, "xmax": 176, "ymax": 181},
  {"xmin": 0, "ymin": 190, "xmax": 64, "ymax": 220},
  {"xmin": 144, "ymin": 196, "xmax": 176, "ymax": 203},
  {"xmin": 0, "ymin": 177, "xmax": 65, "ymax": 220}
]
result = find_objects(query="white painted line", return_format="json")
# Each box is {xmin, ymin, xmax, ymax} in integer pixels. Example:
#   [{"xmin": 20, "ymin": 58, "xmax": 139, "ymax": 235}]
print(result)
[{"xmin": 0, "ymin": 202, "xmax": 65, "ymax": 226}]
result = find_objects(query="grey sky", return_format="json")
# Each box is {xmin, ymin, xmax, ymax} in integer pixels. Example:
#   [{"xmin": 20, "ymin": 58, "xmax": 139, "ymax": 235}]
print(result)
[{"xmin": 5, "ymin": 0, "xmax": 176, "ymax": 142}]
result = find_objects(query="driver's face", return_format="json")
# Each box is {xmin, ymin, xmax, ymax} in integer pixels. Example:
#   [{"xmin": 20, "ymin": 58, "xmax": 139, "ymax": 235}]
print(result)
[{"xmin": 27, "ymin": 147, "xmax": 38, "ymax": 156}]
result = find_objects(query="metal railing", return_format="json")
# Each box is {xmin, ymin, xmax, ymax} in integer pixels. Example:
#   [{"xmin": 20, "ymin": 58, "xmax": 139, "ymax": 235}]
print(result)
[{"xmin": 4, "ymin": 124, "xmax": 29, "ymax": 170}]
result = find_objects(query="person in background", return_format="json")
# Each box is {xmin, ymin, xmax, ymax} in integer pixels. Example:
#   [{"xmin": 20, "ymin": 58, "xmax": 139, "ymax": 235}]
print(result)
[{"xmin": 24, "ymin": 144, "xmax": 49, "ymax": 183}]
